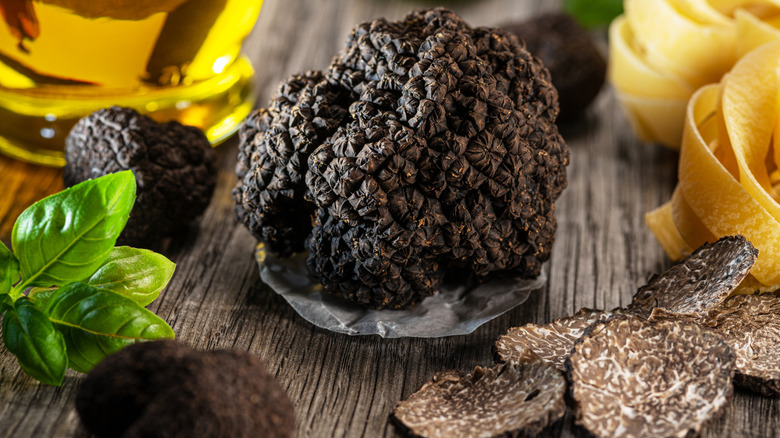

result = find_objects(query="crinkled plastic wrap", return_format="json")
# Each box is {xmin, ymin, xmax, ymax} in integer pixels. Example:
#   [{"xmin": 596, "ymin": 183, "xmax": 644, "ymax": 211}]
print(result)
[{"xmin": 256, "ymin": 244, "xmax": 546, "ymax": 338}]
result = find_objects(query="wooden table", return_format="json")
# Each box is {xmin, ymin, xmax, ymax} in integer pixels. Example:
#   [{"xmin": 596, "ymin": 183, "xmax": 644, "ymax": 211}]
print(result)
[{"xmin": 1, "ymin": 0, "xmax": 778, "ymax": 436}]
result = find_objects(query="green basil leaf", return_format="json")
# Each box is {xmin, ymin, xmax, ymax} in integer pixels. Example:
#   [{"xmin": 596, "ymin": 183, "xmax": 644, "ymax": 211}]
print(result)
[
  {"xmin": 0, "ymin": 293, "xmax": 14, "ymax": 314},
  {"xmin": 42, "ymin": 282, "xmax": 174, "ymax": 373},
  {"xmin": 86, "ymin": 246, "xmax": 175, "ymax": 306},
  {"xmin": 564, "ymin": 0, "xmax": 623, "ymax": 28},
  {"xmin": 2, "ymin": 298, "xmax": 67, "ymax": 385},
  {"xmin": 12, "ymin": 171, "xmax": 136, "ymax": 289},
  {"xmin": 0, "ymin": 241, "xmax": 19, "ymax": 295}
]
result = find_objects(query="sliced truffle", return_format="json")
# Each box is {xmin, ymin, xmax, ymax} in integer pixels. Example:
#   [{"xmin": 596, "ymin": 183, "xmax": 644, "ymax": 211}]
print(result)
[
  {"xmin": 235, "ymin": 8, "xmax": 569, "ymax": 309},
  {"xmin": 394, "ymin": 349, "xmax": 566, "ymax": 437},
  {"xmin": 629, "ymin": 235, "xmax": 757, "ymax": 318},
  {"xmin": 567, "ymin": 315, "xmax": 735, "ymax": 438},
  {"xmin": 494, "ymin": 307, "xmax": 622, "ymax": 371},
  {"xmin": 76, "ymin": 340, "xmax": 296, "ymax": 438},
  {"xmin": 707, "ymin": 292, "xmax": 780, "ymax": 396},
  {"xmin": 650, "ymin": 292, "xmax": 780, "ymax": 397},
  {"xmin": 502, "ymin": 12, "xmax": 606, "ymax": 121},
  {"xmin": 64, "ymin": 106, "xmax": 218, "ymax": 247}
]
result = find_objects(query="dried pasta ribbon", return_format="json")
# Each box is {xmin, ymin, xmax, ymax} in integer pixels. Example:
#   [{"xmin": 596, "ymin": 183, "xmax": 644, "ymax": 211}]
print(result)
[
  {"xmin": 646, "ymin": 41, "xmax": 780, "ymax": 294},
  {"xmin": 609, "ymin": 0, "xmax": 780, "ymax": 148}
]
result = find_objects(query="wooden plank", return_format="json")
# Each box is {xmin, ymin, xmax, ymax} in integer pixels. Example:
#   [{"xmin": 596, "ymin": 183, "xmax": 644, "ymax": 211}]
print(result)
[{"xmin": 0, "ymin": 0, "xmax": 777, "ymax": 437}]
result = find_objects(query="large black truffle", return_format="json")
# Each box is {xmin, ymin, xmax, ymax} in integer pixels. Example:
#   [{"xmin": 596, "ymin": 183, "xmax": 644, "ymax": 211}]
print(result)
[
  {"xmin": 64, "ymin": 106, "xmax": 218, "ymax": 246},
  {"xmin": 502, "ymin": 12, "xmax": 606, "ymax": 121},
  {"xmin": 234, "ymin": 8, "xmax": 569, "ymax": 309},
  {"xmin": 75, "ymin": 340, "xmax": 296, "ymax": 438}
]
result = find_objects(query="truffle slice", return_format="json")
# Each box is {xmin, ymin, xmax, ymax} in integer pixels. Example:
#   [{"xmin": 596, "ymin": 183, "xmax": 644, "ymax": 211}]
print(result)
[
  {"xmin": 494, "ymin": 307, "xmax": 621, "ymax": 371},
  {"xmin": 394, "ymin": 350, "xmax": 566, "ymax": 438},
  {"xmin": 707, "ymin": 292, "xmax": 780, "ymax": 396},
  {"xmin": 76, "ymin": 340, "xmax": 296, "ymax": 438},
  {"xmin": 502, "ymin": 12, "xmax": 606, "ymax": 121},
  {"xmin": 65, "ymin": 106, "xmax": 218, "ymax": 247},
  {"xmin": 629, "ymin": 235, "xmax": 757, "ymax": 318},
  {"xmin": 567, "ymin": 315, "xmax": 735, "ymax": 438},
  {"xmin": 650, "ymin": 292, "xmax": 780, "ymax": 397}
]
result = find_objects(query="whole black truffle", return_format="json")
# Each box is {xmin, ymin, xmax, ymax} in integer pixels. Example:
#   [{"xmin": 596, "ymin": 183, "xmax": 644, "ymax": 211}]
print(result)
[
  {"xmin": 234, "ymin": 8, "xmax": 569, "ymax": 309},
  {"xmin": 64, "ymin": 106, "xmax": 218, "ymax": 246},
  {"xmin": 76, "ymin": 340, "xmax": 296, "ymax": 438},
  {"xmin": 502, "ymin": 12, "xmax": 606, "ymax": 121}
]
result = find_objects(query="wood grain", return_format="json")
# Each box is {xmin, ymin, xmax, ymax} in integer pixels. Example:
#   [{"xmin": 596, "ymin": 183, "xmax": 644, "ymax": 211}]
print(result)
[{"xmin": 0, "ymin": 0, "xmax": 778, "ymax": 437}]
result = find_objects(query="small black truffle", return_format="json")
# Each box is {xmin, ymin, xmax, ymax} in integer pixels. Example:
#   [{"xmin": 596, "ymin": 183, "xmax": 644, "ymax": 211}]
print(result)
[
  {"xmin": 394, "ymin": 349, "xmax": 566, "ymax": 437},
  {"xmin": 64, "ymin": 106, "xmax": 218, "ymax": 246},
  {"xmin": 502, "ymin": 12, "xmax": 606, "ymax": 121},
  {"xmin": 235, "ymin": 8, "xmax": 570, "ymax": 309},
  {"xmin": 76, "ymin": 340, "xmax": 296, "ymax": 438}
]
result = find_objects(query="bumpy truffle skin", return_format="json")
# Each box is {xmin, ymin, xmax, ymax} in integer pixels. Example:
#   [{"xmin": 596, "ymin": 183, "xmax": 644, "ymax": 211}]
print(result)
[
  {"xmin": 76, "ymin": 340, "xmax": 296, "ymax": 438},
  {"xmin": 234, "ymin": 8, "xmax": 569, "ymax": 309},
  {"xmin": 235, "ymin": 72, "xmax": 350, "ymax": 256},
  {"xmin": 65, "ymin": 106, "xmax": 217, "ymax": 246},
  {"xmin": 503, "ymin": 12, "xmax": 606, "ymax": 121}
]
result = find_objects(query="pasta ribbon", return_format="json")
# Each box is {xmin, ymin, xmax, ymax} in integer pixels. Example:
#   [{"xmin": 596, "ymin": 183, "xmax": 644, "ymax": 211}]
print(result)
[
  {"xmin": 610, "ymin": 0, "xmax": 780, "ymax": 148},
  {"xmin": 646, "ymin": 41, "xmax": 780, "ymax": 294}
]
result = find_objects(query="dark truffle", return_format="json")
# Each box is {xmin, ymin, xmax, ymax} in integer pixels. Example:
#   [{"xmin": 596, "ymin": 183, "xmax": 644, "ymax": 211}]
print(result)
[
  {"xmin": 502, "ymin": 12, "xmax": 606, "ymax": 121},
  {"xmin": 234, "ymin": 8, "xmax": 569, "ymax": 309},
  {"xmin": 394, "ymin": 349, "xmax": 566, "ymax": 437},
  {"xmin": 75, "ymin": 340, "xmax": 296, "ymax": 438},
  {"xmin": 567, "ymin": 315, "xmax": 735, "ymax": 438},
  {"xmin": 629, "ymin": 235, "xmax": 758, "ymax": 318},
  {"xmin": 650, "ymin": 292, "xmax": 780, "ymax": 397},
  {"xmin": 65, "ymin": 106, "xmax": 218, "ymax": 247},
  {"xmin": 494, "ymin": 307, "xmax": 622, "ymax": 371},
  {"xmin": 235, "ymin": 72, "xmax": 350, "ymax": 256}
]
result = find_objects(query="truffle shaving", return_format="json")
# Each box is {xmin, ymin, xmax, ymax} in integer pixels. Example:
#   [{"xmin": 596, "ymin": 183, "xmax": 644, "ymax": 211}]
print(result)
[
  {"xmin": 567, "ymin": 315, "xmax": 735, "ymax": 438},
  {"xmin": 494, "ymin": 307, "xmax": 621, "ymax": 371},
  {"xmin": 629, "ymin": 235, "xmax": 757, "ymax": 318},
  {"xmin": 650, "ymin": 292, "xmax": 780, "ymax": 397},
  {"xmin": 394, "ymin": 350, "xmax": 566, "ymax": 437}
]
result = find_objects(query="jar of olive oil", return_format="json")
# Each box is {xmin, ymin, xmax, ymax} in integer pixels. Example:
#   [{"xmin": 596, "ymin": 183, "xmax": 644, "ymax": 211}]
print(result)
[{"xmin": 0, "ymin": 0, "xmax": 262, "ymax": 166}]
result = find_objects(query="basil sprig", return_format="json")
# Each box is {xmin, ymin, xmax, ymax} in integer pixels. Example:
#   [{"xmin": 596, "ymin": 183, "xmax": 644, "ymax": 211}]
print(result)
[{"xmin": 0, "ymin": 171, "xmax": 175, "ymax": 385}]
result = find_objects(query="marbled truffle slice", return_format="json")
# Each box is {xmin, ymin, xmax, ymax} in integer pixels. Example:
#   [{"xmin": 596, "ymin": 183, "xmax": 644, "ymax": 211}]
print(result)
[
  {"xmin": 630, "ymin": 235, "xmax": 757, "ymax": 318},
  {"xmin": 650, "ymin": 292, "xmax": 780, "ymax": 397},
  {"xmin": 567, "ymin": 315, "xmax": 735, "ymax": 438},
  {"xmin": 394, "ymin": 350, "xmax": 565, "ymax": 437},
  {"xmin": 494, "ymin": 307, "xmax": 621, "ymax": 371}
]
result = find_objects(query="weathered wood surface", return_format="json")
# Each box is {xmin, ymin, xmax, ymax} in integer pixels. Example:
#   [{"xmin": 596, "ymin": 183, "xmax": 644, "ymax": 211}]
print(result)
[{"xmin": 0, "ymin": 0, "xmax": 778, "ymax": 437}]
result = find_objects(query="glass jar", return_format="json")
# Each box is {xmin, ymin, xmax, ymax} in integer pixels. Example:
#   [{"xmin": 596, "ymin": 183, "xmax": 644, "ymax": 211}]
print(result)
[{"xmin": 0, "ymin": 0, "xmax": 263, "ymax": 166}]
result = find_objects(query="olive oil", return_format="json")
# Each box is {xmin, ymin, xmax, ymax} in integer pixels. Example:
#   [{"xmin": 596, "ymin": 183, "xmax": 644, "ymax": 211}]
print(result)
[{"xmin": 0, "ymin": 0, "xmax": 262, "ymax": 166}]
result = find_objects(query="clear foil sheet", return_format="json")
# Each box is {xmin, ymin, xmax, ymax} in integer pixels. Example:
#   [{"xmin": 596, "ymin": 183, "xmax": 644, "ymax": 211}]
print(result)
[{"xmin": 256, "ymin": 244, "xmax": 546, "ymax": 338}]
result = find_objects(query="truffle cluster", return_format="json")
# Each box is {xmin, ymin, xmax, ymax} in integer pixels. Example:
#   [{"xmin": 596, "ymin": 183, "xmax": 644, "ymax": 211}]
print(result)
[
  {"xmin": 65, "ymin": 106, "xmax": 218, "ymax": 247},
  {"xmin": 234, "ymin": 8, "xmax": 569, "ymax": 309}
]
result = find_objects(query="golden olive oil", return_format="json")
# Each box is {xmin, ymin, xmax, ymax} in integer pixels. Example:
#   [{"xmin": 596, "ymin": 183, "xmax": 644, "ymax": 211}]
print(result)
[{"xmin": 0, "ymin": 0, "xmax": 262, "ymax": 166}]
